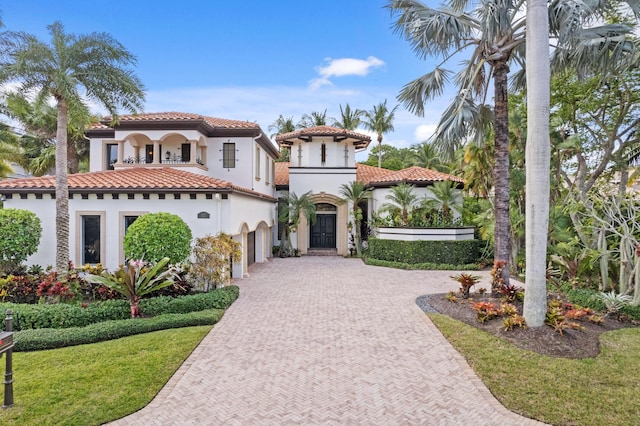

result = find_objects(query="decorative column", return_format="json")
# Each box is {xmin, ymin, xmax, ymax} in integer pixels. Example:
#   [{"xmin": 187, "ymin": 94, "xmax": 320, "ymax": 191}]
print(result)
[
  {"xmin": 200, "ymin": 145, "xmax": 207, "ymax": 166},
  {"xmin": 190, "ymin": 140, "xmax": 197, "ymax": 164},
  {"xmin": 153, "ymin": 141, "xmax": 160, "ymax": 164},
  {"xmin": 117, "ymin": 141, "xmax": 124, "ymax": 164}
]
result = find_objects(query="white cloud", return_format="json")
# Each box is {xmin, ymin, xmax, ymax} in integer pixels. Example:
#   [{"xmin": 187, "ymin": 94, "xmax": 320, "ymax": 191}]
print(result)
[
  {"xmin": 414, "ymin": 124, "xmax": 438, "ymax": 142},
  {"xmin": 309, "ymin": 56, "xmax": 385, "ymax": 90}
]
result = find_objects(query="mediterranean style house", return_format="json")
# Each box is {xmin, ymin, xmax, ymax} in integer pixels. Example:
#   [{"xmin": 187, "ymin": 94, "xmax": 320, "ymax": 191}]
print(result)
[
  {"xmin": 274, "ymin": 126, "xmax": 465, "ymax": 256},
  {"xmin": 0, "ymin": 112, "xmax": 464, "ymax": 277}
]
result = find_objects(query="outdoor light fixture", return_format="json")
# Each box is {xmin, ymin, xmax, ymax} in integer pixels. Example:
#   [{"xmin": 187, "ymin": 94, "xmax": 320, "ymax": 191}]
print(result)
[{"xmin": 165, "ymin": 150, "xmax": 171, "ymax": 161}]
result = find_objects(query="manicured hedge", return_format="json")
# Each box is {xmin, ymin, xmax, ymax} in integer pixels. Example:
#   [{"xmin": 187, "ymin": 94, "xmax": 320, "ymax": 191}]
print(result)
[
  {"xmin": 364, "ymin": 258, "xmax": 480, "ymax": 271},
  {"xmin": 0, "ymin": 286, "xmax": 239, "ymax": 331},
  {"xmin": 13, "ymin": 309, "xmax": 224, "ymax": 352},
  {"xmin": 367, "ymin": 238, "xmax": 480, "ymax": 265},
  {"xmin": 138, "ymin": 285, "xmax": 239, "ymax": 316}
]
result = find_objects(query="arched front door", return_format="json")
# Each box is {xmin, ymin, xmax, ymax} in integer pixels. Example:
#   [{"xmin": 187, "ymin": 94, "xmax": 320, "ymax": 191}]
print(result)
[{"xmin": 310, "ymin": 203, "xmax": 336, "ymax": 248}]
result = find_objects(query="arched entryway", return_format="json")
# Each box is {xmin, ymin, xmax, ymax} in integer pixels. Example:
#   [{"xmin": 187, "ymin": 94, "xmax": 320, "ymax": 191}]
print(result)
[{"xmin": 296, "ymin": 193, "xmax": 348, "ymax": 256}]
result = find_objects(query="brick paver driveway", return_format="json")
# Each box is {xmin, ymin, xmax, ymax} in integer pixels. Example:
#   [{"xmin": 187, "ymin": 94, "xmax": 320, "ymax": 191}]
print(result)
[{"xmin": 110, "ymin": 256, "xmax": 543, "ymax": 425}]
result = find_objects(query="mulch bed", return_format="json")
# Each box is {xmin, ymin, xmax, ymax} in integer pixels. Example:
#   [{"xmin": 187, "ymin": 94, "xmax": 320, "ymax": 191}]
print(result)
[{"xmin": 419, "ymin": 292, "xmax": 637, "ymax": 359}]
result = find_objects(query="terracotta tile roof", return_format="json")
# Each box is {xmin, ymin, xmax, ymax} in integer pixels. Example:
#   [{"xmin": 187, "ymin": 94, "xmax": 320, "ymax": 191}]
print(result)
[
  {"xmin": 0, "ymin": 168, "xmax": 274, "ymax": 200},
  {"xmin": 0, "ymin": 167, "xmax": 231, "ymax": 190},
  {"xmin": 368, "ymin": 166, "xmax": 465, "ymax": 185},
  {"xmin": 89, "ymin": 112, "xmax": 260, "ymax": 130},
  {"xmin": 356, "ymin": 164, "xmax": 395, "ymax": 185},
  {"xmin": 275, "ymin": 126, "xmax": 371, "ymax": 147},
  {"xmin": 272, "ymin": 163, "xmax": 452, "ymax": 187},
  {"xmin": 274, "ymin": 162, "xmax": 290, "ymax": 186}
]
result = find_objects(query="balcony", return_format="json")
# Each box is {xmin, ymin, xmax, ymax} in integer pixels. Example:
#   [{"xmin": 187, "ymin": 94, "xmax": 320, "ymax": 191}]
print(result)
[{"xmin": 120, "ymin": 154, "xmax": 204, "ymax": 166}]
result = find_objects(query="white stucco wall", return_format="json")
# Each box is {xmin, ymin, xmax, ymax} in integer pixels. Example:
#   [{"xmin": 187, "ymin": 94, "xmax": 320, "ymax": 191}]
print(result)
[
  {"xmin": 3, "ymin": 192, "xmax": 274, "ymax": 272},
  {"xmin": 289, "ymin": 137, "xmax": 357, "ymax": 168},
  {"xmin": 89, "ymin": 131, "xmax": 277, "ymax": 199},
  {"xmin": 289, "ymin": 168, "xmax": 357, "ymax": 196}
]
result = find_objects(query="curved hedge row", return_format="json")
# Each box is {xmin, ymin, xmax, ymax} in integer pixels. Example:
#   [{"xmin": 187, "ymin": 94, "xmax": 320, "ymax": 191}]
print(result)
[
  {"xmin": 14, "ymin": 309, "xmax": 224, "ymax": 352},
  {"xmin": 0, "ymin": 286, "xmax": 239, "ymax": 331},
  {"xmin": 367, "ymin": 238, "xmax": 480, "ymax": 265}
]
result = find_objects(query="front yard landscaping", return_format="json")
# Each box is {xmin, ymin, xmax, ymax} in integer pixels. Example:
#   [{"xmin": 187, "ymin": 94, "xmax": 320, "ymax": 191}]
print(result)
[
  {"xmin": 424, "ymin": 275, "xmax": 640, "ymax": 426},
  {"xmin": 430, "ymin": 314, "xmax": 640, "ymax": 426},
  {"xmin": 0, "ymin": 326, "xmax": 212, "ymax": 425}
]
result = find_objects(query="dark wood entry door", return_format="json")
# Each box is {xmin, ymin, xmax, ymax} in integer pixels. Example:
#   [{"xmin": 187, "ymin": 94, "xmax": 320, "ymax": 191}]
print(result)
[{"xmin": 310, "ymin": 214, "xmax": 336, "ymax": 248}]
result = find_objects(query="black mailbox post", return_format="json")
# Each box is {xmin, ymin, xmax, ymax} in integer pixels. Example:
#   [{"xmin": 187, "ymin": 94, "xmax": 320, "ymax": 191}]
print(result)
[{"xmin": 1, "ymin": 310, "xmax": 14, "ymax": 408}]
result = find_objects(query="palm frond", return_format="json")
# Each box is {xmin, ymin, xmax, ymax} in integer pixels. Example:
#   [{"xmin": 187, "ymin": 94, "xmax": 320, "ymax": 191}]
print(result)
[
  {"xmin": 387, "ymin": 0, "xmax": 478, "ymax": 59},
  {"xmin": 398, "ymin": 67, "xmax": 452, "ymax": 116},
  {"xmin": 431, "ymin": 93, "xmax": 492, "ymax": 160}
]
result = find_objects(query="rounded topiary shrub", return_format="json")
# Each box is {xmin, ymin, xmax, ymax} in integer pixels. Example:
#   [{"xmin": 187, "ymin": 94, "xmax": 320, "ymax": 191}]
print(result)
[
  {"xmin": 0, "ymin": 208, "xmax": 42, "ymax": 274},
  {"xmin": 123, "ymin": 212, "xmax": 192, "ymax": 264}
]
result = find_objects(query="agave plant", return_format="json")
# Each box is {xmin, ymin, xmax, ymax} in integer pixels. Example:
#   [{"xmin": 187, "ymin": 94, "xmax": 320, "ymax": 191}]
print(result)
[
  {"xmin": 599, "ymin": 291, "xmax": 632, "ymax": 318},
  {"xmin": 86, "ymin": 257, "xmax": 177, "ymax": 317}
]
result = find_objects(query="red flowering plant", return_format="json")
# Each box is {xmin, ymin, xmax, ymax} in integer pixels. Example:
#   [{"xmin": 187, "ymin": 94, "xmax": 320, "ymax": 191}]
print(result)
[
  {"xmin": 36, "ymin": 271, "xmax": 75, "ymax": 303},
  {"xmin": 85, "ymin": 257, "xmax": 177, "ymax": 318}
]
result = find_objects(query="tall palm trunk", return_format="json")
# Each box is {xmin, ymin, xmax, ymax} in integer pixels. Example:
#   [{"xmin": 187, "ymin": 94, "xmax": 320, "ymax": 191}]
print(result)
[
  {"xmin": 378, "ymin": 136, "xmax": 383, "ymax": 168},
  {"xmin": 353, "ymin": 205, "xmax": 363, "ymax": 256},
  {"xmin": 55, "ymin": 97, "xmax": 70, "ymax": 277},
  {"xmin": 523, "ymin": 0, "xmax": 551, "ymax": 327},
  {"xmin": 492, "ymin": 61, "xmax": 511, "ymax": 288},
  {"xmin": 67, "ymin": 141, "xmax": 79, "ymax": 174}
]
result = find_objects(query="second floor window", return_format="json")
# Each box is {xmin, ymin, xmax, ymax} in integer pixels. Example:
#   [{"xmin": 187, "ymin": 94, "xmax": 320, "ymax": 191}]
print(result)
[
  {"xmin": 106, "ymin": 144, "xmax": 117, "ymax": 170},
  {"xmin": 255, "ymin": 146, "xmax": 261, "ymax": 179},
  {"xmin": 321, "ymin": 143, "xmax": 327, "ymax": 164},
  {"xmin": 223, "ymin": 143, "xmax": 236, "ymax": 168}
]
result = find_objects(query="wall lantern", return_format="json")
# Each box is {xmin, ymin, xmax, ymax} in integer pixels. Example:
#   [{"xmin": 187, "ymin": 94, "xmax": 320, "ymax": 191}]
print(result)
[{"xmin": 165, "ymin": 150, "xmax": 171, "ymax": 161}]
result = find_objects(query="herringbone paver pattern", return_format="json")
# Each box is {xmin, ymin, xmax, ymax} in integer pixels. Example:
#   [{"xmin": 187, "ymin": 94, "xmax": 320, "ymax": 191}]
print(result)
[{"xmin": 109, "ymin": 257, "xmax": 544, "ymax": 425}]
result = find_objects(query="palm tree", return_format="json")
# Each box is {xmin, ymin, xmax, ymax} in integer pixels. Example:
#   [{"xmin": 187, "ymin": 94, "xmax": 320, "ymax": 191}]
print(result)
[
  {"xmin": 363, "ymin": 100, "xmax": 398, "ymax": 168},
  {"xmin": 411, "ymin": 142, "xmax": 450, "ymax": 172},
  {"xmin": 1, "ymin": 92, "xmax": 94, "ymax": 175},
  {"xmin": 424, "ymin": 180, "xmax": 461, "ymax": 222},
  {"xmin": 298, "ymin": 110, "xmax": 331, "ymax": 128},
  {"xmin": 269, "ymin": 114, "xmax": 296, "ymax": 162},
  {"xmin": 339, "ymin": 181, "xmax": 372, "ymax": 256},
  {"xmin": 387, "ymin": 0, "xmax": 640, "ymax": 284},
  {"xmin": 278, "ymin": 191, "xmax": 316, "ymax": 257},
  {"xmin": 523, "ymin": 0, "xmax": 551, "ymax": 327},
  {"xmin": 381, "ymin": 182, "xmax": 419, "ymax": 226},
  {"xmin": 332, "ymin": 103, "xmax": 363, "ymax": 130},
  {"xmin": 0, "ymin": 123, "xmax": 23, "ymax": 178},
  {"xmin": 268, "ymin": 114, "xmax": 296, "ymax": 138},
  {"xmin": 0, "ymin": 21, "xmax": 145, "ymax": 275}
]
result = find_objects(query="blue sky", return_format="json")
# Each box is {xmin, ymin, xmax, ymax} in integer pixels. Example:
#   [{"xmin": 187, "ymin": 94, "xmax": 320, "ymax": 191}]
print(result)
[{"xmin": 1, "ymin": 0, "xmax": 451, "ymax": 160}]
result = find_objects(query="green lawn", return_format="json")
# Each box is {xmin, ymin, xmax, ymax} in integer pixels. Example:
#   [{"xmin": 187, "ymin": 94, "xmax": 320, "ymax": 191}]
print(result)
[
  {"xmin": 429, "ymin": 314, "xmax": 640, "ymax": 426},
  {"xmin": 0, "ymin": 326, "xmax": 212, "ymax": 426}
]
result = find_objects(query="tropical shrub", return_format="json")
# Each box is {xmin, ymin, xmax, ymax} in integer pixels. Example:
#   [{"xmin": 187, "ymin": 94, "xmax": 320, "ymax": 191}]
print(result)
[
  {"xmin": 450, "ymin": 273, "xmax": 481, "ymax": 298},
  {"xmin": 0, "ymin": 274, "xmax": 41, "ymax": 304},
  {"xmin": 85, "ymin": 257, "xmax": 177, "ymax": 317},
  {"xmin": 0, "ymin": 208, "xmax": 42, "ymax": 275},
  {"xmin": 189, "ymin": 233, "xmax": 241, "ymax": 290},
  {"xmin": 123, "ymin": 212, "xmax": 192, "ymax": 263}
]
